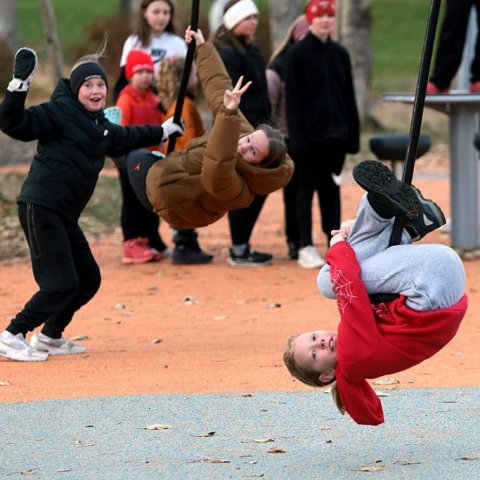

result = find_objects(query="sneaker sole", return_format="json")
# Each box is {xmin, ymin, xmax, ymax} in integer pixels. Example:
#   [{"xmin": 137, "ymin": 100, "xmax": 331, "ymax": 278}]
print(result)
[
  {"xmin": 0, "ymin": 347, "xmax": 48, "ymax": 362},
  {"xmin": 31, "ymin": 344, "xmax": 86, "ymax": 355},
  {"xmin": 353, "ymin": 161, "xmax": 419, "ymax": 216},
  {"xmin": 298, "ymin": 259, "xmax": 325, "ymax": 269},
  {"xmin": 227, "ymin": 258, "xmax": 273, "ymax": 267}
]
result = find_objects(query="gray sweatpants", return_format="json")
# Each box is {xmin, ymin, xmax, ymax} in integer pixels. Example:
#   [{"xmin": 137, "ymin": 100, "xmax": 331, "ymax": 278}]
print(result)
[{"xmin": 317, "ymin": 194, "xmax": 466, "ymax": 311}]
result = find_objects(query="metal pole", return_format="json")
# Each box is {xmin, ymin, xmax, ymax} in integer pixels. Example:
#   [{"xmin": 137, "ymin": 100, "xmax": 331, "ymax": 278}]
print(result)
[{"xmin": 389, "ymin": 0, "xmax": 442, "ymax": 246}]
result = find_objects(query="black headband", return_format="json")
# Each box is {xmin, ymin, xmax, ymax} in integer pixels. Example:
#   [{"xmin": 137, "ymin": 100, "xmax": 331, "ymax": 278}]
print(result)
[{"xmin": 70, "ymin": 62, "xmax": 108, "ymax": 96}]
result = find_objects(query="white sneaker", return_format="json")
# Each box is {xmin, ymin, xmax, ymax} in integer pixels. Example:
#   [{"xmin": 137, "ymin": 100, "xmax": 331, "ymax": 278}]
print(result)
[
  {"xmin": 298, "ymin": 245, "xmax": 325, "ymax": 269},
  {"xmin": 30, "ymin": 333, "xmax": 86, "ymax": 355},
  {"xmin": 0, "ymin": 331, "xmax": 48, "ymax": 362}
]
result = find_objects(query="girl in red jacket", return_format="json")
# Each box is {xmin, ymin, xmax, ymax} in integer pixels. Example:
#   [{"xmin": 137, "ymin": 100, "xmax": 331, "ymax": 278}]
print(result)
[{"xmin": 284, "ymin": 160, "xmax": 468, "ymax": 425}]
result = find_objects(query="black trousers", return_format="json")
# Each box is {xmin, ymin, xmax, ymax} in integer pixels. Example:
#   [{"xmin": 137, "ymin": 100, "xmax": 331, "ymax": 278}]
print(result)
[
  {"xmin": 7, "ymin": 204, "xmax": 101, "ymax": 338},
  {"xmin": 118, "ymin": 164, "xmax": 165, "ymax": 250},
  {"xmin": 295, "ymin": 140, "xmax": 346, "ymax": 247},
  {"xmin": 227, "ymin": 194, "xmax": 267, "ymax": 246},
  {"xmin": 430, "ymin": 0, "xmax": 480, "ymax": 88},
  {"xmin": 126, "ymin": 148, "xmax": 201, "ymax": 249},
  {"xmin": 283, "ymin": 141, "xmax": 300, "ymax": 246}
]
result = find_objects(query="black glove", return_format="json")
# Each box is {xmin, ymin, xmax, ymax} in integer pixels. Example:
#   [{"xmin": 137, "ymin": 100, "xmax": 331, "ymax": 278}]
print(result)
[{"xmin": 7, "ymin": 48, "xmax": 38, "ymax": 93}]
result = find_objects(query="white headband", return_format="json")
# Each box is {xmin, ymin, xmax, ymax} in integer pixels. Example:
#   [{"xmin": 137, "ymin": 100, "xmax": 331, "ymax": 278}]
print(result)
[{"xmin": 223, "ymin": 0, "xmax": 259, "ymax": 31}]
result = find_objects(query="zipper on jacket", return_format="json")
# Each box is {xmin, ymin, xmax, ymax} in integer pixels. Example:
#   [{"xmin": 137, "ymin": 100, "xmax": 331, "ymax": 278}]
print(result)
[{"xmin": 26, "ymin": 203, "xmax": 41, "ymax": 258}]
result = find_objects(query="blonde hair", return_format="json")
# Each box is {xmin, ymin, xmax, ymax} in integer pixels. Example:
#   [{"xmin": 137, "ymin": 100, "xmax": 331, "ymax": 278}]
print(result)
[
  {"xmin": 283, "ymin": 335, "xmax": 346, "ymax": 415},
  {"xmin": 70, "ymin": 38, "xmax": 107, "ymax": 74},
  {"xmin": 269, "ymin": 15, "xmax": 308, "ymax": 64},
  {"xmin": 157, "ymin": 56, "xmax": 186, "ymax": 110}
]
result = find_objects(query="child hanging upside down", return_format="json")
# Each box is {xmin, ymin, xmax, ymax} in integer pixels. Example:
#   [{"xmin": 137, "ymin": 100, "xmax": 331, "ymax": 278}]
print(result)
[
  {"xmin": 283, "ymin": 160, "xmax": 468, "ymax": 425},
  {"xmin": 122, "ymin": 27, "xmax": 293, "ymax": 230}
]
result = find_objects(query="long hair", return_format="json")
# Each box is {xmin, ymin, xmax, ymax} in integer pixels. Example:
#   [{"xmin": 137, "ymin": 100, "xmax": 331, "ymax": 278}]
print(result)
[
  {"xmin": 136, "ymin": 0, "xmax": 176, "ymax": 47},
  {"xmin": 283, "ymin": 335, "xmax": 346, "ymax": 415},
  {"xmin": 255, "ymin": 124, "xmax": 287, "ymax": 168},
  {"xmin": 268, "ymin": 15, "xmax": 308, "ymax": 64}
]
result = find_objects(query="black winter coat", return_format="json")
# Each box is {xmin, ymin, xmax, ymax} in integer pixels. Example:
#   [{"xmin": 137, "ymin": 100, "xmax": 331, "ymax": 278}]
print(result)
[
  {"xmin": 0, "ymin": 80, "xmax": 164, "ymax": 221},
  {"xmin": 285, "ymin": 33, "xmax": 360, "ymax": 155},
  {"xmin": 214, "ymin": 32, "xmax": 271, "ymax": 128}
]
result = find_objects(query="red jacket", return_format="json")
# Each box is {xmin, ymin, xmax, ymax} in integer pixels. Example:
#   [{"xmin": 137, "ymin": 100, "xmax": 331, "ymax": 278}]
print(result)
[
  {"xmin": 116, "ymin": 85, "xmax": 165, "ymax": 152},
  {"xmin": 328, "ymin": 242, "xmax": 468, "ymax": 426}
]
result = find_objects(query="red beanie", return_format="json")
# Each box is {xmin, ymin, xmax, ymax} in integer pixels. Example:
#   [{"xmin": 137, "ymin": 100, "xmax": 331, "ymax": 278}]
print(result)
[
  {"xmin": 305, "ymin": 0, "xmax": 336, "ymax": 23},
  {"xmin": 125, "ymin": 49, "xmax": 154, "ymax": 80}
]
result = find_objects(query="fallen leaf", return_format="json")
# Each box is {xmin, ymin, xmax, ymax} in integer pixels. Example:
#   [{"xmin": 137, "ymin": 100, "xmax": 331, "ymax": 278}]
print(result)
[
  {"xmin": 357, "ymin": 465, "xmax": 385, "ymax": 472},
  {"xmin": 145, "ymin": 423, "xmax": 171, "ymax": 430},
  {"xmin": 320, "ymin": 426, "xmax": 332, "ymax": 431},
  {"xmin": 190, "ymin": 431, "xmax": 215, "ymax": 437},
  {"xmin": 20, "ymin": 469, "xmax": 38, "ymax": 475},
  {"xmin": 267, "ymin": 448, "xmax": 286, "ymax": 454},
  {"xmin": 253, "ymin": 438, "xmax": 274, "ymax": 443},
  {"xmin": 183, "ymin": 296, "xmax": 199, "ymax": 305},
  {"xmin": 213, "ymin": 315, "xmax": 227, "ymax": 321},
  {"xmin": 71, "ymin": 335, "xmax": 88, "ymax": 341},
  {"xmin": 187, "ymin": 458, "xmax": 230, "ymax": 464},
  {"xmin": 456, "ymin": 456, "xmax": 479, "ymax": 461},
  {"xmin": 373, "ymin": 377, "xmax": 399, "ymax": 386},
  {"xmin": 0, "ymin": 380, "xmax": 10, "ymax": 386},
  {"xmin": 150, "ymin": 338, "xmax": 162, "ymax": 344},
  {"xmin": 113, "ymin": 303, "xmax": 125, "ymax": 310},
  {"xmin": 267, "ymin": 303, "xmax": 281, "ymax": 309}
]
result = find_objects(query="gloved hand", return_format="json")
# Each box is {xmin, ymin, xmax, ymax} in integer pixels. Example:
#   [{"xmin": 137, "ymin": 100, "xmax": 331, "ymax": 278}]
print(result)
[
  {"xmin": 161, "ymin": 116, "xmax": 185, "ymax": 142},
  {"xmin": 7, "ymin": 48, "xmax": 38, "ymax": 93}
]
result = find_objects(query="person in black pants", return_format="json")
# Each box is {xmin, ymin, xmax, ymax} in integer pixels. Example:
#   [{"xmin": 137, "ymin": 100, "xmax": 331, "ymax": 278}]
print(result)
[
  {"xmin": 285, "ymin": 0, "xmax": 360, "ymax": 269},
  {"xmin": 0, "ymin": 46, "xmax": 180, "ymax": 361},
  {"xmin": 212, "ymin": 0, "xmax": 273, "ymax": 266},
  {"xmin": 427, "ymin": 0, "xmax": 480, "ymax": 93}
]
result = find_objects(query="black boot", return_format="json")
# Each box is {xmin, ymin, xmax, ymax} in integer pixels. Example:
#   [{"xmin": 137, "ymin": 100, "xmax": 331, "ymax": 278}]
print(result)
[
  {"xmin": 353, "ymin": 160, "xmax": 445, "ymax": 240},
  {"xmin": 172, "ymin": 229, "xmax": 213, "ymax": 265}
]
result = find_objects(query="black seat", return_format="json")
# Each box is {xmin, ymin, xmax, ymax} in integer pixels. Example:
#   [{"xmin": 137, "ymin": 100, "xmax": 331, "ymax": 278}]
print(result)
[
  {"xmin": 473, "ymin": 132, "xmax": 480, "ymax": 151},
  {"xmin": 369, "ymin": 134, "xmax": 431, "ymax": 178}
]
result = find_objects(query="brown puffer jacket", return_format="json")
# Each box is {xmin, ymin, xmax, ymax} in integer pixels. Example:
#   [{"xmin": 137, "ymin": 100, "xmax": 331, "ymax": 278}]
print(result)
[{"xmin": 145, "ymin": 42, "xmax": 294, "ymax": 229}]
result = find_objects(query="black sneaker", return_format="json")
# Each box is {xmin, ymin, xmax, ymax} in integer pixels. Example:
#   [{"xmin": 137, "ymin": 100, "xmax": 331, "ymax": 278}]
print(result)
[
  {"xmin": 228, "ymin": 247, "xmax": 273, "ymax": 266},
  {"xmin": 172, "ymin": 246, "xmax": 213, "ymax": 265},
  {"xmin": 403, "ymin": 186, "xmax": 446, "ymax": 241},
  {"xmin": 287, "ymin": 241, "xmax": 300, "ymax": 260},
  {"xmin": 353, "ymin": 160, "xmax": 445, "ymax": 240}
]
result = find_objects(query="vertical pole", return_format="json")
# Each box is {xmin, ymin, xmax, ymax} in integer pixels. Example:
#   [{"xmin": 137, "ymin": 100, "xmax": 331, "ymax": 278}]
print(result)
[{"xmin": 389, "ymin": 0, "xmax": 442, "ymax": 246}]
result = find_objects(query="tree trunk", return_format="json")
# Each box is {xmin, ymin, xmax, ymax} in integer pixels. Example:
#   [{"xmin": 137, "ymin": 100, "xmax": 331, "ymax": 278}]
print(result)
[
  {"xmin": 337, "ymin": 0, "xmax": 372, "ymax": 121},
  {"xmin": 39, "ymin": 0, "xmax": 65, "ymax": 81},
  {"xmin": 0, "ymin": 0, "xmax": 18, "ymax": 52},
  {"xmin": 267, "ymin": 0, "xmax": 302, "ymax": 50}
]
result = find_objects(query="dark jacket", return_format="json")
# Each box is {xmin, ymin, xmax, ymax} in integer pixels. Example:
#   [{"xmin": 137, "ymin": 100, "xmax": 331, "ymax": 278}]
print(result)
[
  {"xmin": 0, "ymin": 80, "xmax": 164, "ymax": 221},
  {"xmin": 285, "ymin": 32, "xmax": 360, "ymax": 155},
  {"xmin": 214, "ymin": 32, "xmax": 271, "ymax": 128}
]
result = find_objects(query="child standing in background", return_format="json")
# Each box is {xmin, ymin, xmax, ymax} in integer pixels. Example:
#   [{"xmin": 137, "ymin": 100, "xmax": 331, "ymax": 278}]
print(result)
[
  {"xmin": 157, "ymin": 56, "xmax": 205, "ymax": 154},
  {"xmin": 285, "ymin": 0, "xmax": 360, "ymax": 269},
  {"xmin": 0, "ymin": 46, "xmax": 180, "ymax": 361},
  {"xmin": 115, "ymin": 0, "xmax": 212, "ymax": 265},
  {"xmin": 116, "ymin": 49, "xmax": 167, "ymax": 264}
]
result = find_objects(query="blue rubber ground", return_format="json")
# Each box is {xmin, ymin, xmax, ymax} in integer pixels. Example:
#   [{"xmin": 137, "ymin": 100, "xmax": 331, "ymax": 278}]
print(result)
[{"xmin": 1, "ymin": 387, "xmax": 479, "ymax": 479}]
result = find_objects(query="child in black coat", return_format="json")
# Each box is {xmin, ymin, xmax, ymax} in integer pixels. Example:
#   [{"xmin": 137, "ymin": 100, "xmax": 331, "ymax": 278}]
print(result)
[{"xmin": 0, "ymin": 46, "xmax": 182, "ymax": 361}]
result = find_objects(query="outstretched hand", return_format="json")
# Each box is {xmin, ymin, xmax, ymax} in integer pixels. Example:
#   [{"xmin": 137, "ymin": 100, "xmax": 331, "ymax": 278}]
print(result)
[
  {"xmin": 223, "ymin": 76, "xmax": 252, "ymax": 110},
  {"xmin": 185, "ymin": 26, "xmax": 205, "ymax": 46}
]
